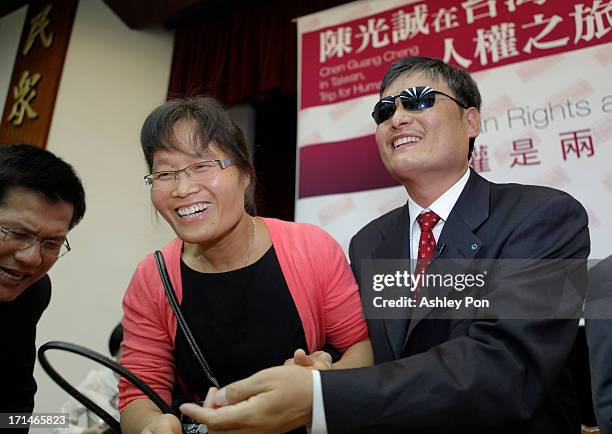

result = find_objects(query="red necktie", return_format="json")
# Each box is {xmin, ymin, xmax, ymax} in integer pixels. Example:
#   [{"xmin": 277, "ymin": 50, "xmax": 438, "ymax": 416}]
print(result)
[{"xmin": 414, "ymin": 211, "xmax": 441, "ymax": 297}]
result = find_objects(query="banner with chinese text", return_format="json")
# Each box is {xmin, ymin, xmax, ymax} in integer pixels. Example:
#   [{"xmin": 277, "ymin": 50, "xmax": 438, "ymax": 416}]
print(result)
[
  {"xmin": 295, "ymin": 0, "xmax": 612, "ymax": 259},
  {"xmin": 0, "ymin": 0, "xmax": 79, "ymax": 148}
]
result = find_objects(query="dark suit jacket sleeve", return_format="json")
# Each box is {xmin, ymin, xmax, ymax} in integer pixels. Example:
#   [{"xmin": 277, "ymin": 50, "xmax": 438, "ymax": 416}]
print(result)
[
  {"xmin": 321, "ymin": 194, "xmax": 589, "ymax": 433},
  {"xmin": 586, "ymin": 256, "xmax": 612, "ymax": 434}
]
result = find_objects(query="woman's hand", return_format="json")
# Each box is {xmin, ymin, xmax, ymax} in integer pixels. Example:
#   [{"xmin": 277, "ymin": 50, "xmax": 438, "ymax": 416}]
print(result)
[
  {"xmin": 82, "ymin": 425, "xmax": 107, "ymax": 434},
  {"xmin": 121, "ymin": 399, "xmax": 182, "ymax": 434},
  {"xmin": 329, "ymin": 339, "xmax": 373, "ymax": 369},
  {"xmin": 284, "ymin": 348, "xmax": 333, "ymax": 370},
  {"xmin": 140, "ymin": 413, "xmax": 182, "ymax": 434}
]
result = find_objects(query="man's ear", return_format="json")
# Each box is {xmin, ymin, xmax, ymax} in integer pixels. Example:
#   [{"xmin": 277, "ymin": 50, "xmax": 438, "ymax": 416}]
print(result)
[{"xmin": 465, "ymin": 107, "xmax": 481, "ymax": 138}]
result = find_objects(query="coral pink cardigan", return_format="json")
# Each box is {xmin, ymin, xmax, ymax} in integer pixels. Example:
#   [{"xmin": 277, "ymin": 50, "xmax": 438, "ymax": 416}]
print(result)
[{"xmin": 119, "ymin": 218, "xmax": 368, "ymax": 410}]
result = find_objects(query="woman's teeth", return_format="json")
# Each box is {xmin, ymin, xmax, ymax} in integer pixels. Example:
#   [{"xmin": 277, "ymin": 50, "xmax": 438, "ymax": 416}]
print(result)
[{"xmin": 176, "ymin": 202, "xmax": 210, "ymax": 217}]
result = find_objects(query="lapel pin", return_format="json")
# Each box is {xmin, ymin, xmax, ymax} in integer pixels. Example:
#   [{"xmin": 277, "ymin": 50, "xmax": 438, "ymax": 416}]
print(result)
[{"xmin": 470, "ymin": 243, "xmax": 478, "ymax": 251}]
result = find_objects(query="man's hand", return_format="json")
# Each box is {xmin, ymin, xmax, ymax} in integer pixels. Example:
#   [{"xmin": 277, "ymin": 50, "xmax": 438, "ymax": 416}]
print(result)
[
  {"xmin": 180, "ymin": 365, "xmax": 313, "ymax": 434},
  {"xmin": 284, "ymin": 348, "xmax": 333, "ymax": 371}
]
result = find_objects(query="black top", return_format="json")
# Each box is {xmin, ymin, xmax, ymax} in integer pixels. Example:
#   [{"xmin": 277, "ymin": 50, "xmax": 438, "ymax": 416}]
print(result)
[
  {"xmin": 175, "ymin": 246, "xmax": 308, "ymax": 395},
  {"xmin": 0, "ymin": 275, "xmax": 51, "ymax": 419}
]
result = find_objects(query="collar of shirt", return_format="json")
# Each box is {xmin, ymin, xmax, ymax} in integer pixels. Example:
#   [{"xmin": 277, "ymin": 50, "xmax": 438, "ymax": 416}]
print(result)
[{"xmin": 407, "ymin": 168, "xmax": 471, "ymax": 261}]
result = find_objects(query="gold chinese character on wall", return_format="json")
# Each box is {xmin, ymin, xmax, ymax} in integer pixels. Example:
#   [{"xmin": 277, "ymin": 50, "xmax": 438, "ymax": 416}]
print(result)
[
  {"xmin": 0, "ymin": 0, "xmax": 78, "ymax": 147},
  {"xmin": 22, "ymin": 4, "xmax": 54, "ymax": 56},
  {"xmin": 7, "ymin": 70, "xmax": 42, "ymax": 126}
]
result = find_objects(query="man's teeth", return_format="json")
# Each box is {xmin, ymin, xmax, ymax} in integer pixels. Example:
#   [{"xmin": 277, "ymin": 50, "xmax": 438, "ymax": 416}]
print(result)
[
  {"xmin": 393, "ymin": 137, "xmax": 421, "ymax": 149},
  {"xmin": 0, "ymin": 267, "xmax": 26, "ymax": 281},
  {"xmin": 177, "ymin": 203, "xmax": 210, "ymax": 217}
]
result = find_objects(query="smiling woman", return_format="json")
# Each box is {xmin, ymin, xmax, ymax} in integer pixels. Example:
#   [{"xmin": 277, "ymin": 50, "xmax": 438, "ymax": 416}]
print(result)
[{"xmin": 118, "ymin": 97, "xmax": 374, "ymax": 434}]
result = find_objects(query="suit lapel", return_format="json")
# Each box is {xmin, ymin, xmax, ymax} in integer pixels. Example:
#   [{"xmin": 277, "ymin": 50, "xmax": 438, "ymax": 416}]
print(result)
[
  {"xmin": 372, "ymin": 205, "xmax": 411, "ymax": 359},
  {"xmin": 404, "ymin": 171, "xmax": 491, "ymax": 346}
]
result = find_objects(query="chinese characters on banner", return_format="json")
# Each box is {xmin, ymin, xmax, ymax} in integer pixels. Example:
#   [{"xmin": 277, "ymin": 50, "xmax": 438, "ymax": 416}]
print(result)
[
  {"xmin": 303, "ymin": 0, "xmax": 612, "ymax": 108},
  {"xmin": 469, "ymin": 128, "xmax": 597, "ymax": 173},
  {"xmin": 296, "ymin": 0, "xmax": 612, "ymax": 258},
  {"xmin": 0, "ymin": 0, "xmax": 78, "ymax": 148}
]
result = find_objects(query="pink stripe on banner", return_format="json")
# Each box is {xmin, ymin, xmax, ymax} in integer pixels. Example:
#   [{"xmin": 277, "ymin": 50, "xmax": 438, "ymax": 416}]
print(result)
[{"xmin": 298, "ymin": 135, "xmax": 399, "ymax": 198}]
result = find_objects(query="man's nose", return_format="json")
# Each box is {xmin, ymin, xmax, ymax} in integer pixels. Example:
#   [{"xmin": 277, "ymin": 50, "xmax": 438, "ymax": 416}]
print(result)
[
  {"xmin": 391, "ymin": 100, "xmax": 416, "ymax": 128},
  {"xmin": 14, "ymin": 243, "xmax": 44, "ymax": 267}
]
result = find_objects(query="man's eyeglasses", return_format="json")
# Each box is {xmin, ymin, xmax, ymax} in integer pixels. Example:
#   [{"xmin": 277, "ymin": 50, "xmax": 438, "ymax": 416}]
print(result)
[
  {"xmin": 144, "ymin": 159, "xmax": 235, "ymax": 191},
  {"xmin": 372, "ymin": 86, "xmax": 468, "ymax": 125},
  {"xmin": 0, "ymin": 225, "xmax": 71, "ymax": 258}
]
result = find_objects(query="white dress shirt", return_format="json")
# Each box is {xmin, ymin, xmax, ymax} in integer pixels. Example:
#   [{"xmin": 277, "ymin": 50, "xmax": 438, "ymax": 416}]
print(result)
[{"xmin": 310, "ymin": 169, "xmax": 471, "ymax": 433}]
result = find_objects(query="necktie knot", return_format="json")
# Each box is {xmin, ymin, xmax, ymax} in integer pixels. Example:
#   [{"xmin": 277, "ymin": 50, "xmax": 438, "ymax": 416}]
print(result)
[
  {"xmin": 417, "ymin": 211, "xmax": 440, "ymax": 233},
  {"xmin": 413, "ymin": 211, "xmax": 440, "ymax": 298}
]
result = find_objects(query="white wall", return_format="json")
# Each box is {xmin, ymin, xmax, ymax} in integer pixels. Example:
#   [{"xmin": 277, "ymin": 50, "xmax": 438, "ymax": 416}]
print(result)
[
  {"xmin": 0, "ymin": 6, "xmax": 27, "ymax": 111},
  {"xmin": 1, "ymin": 0, "xmax": 176, "ymax": 422}
]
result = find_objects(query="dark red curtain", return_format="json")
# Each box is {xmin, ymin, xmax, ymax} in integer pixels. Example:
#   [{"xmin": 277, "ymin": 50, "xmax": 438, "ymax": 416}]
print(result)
[
  {"xmin": 167, "ymin": 0, "xmax": 352, "ymax": 219},
  {"xmin": 167, "ymin": 0, "xmax": 351, "ymax": 105}
]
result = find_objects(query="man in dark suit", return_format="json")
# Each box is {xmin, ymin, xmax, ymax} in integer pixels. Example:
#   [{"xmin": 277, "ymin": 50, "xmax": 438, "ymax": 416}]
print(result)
[
  {"xmin": 181, "ymin": 57, "xmax": 590, "ymax": 434},
  {"xmin": 586, "ymin": 255, "xmax": 612, "ymax": 434}
]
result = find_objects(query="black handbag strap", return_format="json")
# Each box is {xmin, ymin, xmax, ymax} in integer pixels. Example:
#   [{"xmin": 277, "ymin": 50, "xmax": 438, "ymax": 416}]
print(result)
[
  {"xmin": 39, "ymin": 341, "xmax": 175, "ymax": 433},
  {"xmin": 154, "ymin": 250, "xmax": 220, "ymax": 389}
]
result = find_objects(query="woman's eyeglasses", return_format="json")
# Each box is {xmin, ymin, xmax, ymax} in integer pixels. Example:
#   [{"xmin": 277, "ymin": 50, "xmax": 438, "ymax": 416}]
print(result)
[
  {"xmin": 144, "ymin": 160, "xmax": 235, "ymax": 191},
  {"xmin": 372, "ymin": 86, "xmax": 468, "ymax": 125}
]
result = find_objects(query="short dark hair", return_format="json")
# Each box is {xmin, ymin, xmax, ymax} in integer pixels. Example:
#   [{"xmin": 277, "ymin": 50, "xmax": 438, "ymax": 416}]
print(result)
[
  {"xmin": 108, "ymin": 323, "xmax": 123, "ymax": 357},
  {"xmin": 380, "ymin": 56, "xmax": 482, "ymax": 159},
  {"xmin": 0, "ymin": 144, "xmax": 86, "ymax": 229},
  {"xmin": 140, "ymin": 96, "xmax": 256, "ymax": 215}
]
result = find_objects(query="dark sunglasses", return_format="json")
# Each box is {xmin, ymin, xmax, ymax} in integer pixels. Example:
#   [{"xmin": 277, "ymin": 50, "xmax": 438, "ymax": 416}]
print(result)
[{"xmin": 372, "ymin": 86, "xmax": 468, "ymax": 124}]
